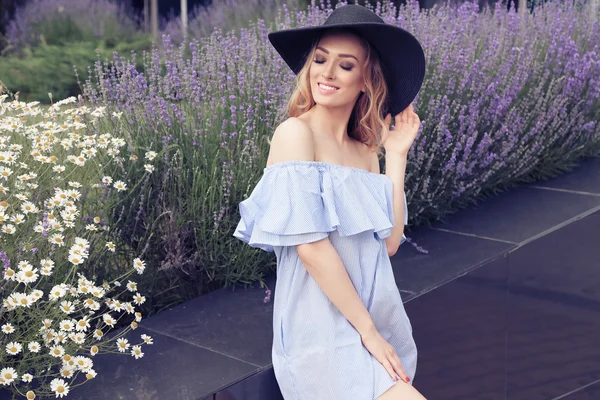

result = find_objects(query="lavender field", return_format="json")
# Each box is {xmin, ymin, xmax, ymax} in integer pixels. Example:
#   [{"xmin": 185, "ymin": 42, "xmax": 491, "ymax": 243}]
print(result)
[{"xmin": 79, "ymin": 0, "xmax": 600, "ymax": 297}]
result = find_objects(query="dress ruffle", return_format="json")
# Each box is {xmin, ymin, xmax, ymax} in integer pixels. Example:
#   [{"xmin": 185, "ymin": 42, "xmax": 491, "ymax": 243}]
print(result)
[{"xmin": 233, "ymin": 160, "xmax": 407, "ymax": 252}]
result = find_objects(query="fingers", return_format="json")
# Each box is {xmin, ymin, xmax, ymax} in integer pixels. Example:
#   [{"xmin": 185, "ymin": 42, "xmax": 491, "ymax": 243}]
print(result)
[
  {"xmin": 382, "ymin": 348, "xmax": 409, "ymax": 383},
  {"xmin": 391, "ymin": 352, "xmax": 410, "ymax": 383},
  {"xmin": 394, "ymin": 104, "xmax": 417, "ymax": 126},
  {"xmin": 381, "ymin": 358, "xmax": 397, "ymax": 382}
]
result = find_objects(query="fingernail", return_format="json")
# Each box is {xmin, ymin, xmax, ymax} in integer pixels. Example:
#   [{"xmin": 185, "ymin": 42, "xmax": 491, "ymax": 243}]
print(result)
[
  {"xmin": 405, "ymin": 377, "xmax": 411, "ymax": 383},
  {"xmin": 394, "ymin": 376, "xmax": 398, "ymax": 382}
]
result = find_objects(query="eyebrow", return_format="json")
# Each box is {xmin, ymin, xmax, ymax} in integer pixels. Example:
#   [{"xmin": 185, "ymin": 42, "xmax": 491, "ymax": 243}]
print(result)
[{"xmin": 316, "ymin": 46, "xmax": 359, "ymax": 62}]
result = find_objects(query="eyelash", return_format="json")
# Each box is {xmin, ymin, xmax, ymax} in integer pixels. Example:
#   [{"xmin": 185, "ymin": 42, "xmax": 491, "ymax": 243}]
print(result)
[{"xmin": 313, "ymin": 59, "xmax": 353, "ymax": 71}]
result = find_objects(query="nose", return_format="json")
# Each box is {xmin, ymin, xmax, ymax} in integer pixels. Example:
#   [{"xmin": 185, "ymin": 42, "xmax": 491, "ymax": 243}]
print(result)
[{"xmin": 321, "ymin": 61, "xmax": 335, "ymax": 80}]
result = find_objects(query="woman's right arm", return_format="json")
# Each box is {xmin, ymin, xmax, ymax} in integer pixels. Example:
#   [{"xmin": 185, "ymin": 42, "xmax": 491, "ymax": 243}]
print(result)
[
  {"xmin": 266, "ymin": 118, "xmax": 376, "ymax": 337},
  {"xmin": 296, "ymin": 238, "xmax": 377, "ymax": 337}
]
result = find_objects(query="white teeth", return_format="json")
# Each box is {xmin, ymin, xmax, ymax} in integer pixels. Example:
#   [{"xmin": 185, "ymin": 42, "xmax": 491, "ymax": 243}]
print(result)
[{"xmin": 319, "ymin": 83, "xmax": 338, "ymax": 91}]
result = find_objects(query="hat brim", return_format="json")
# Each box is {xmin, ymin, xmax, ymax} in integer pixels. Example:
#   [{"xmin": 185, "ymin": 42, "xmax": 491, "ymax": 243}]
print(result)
[{"xmin": 268, "ymin": 22, "xmax": 426, "ymax": 116}]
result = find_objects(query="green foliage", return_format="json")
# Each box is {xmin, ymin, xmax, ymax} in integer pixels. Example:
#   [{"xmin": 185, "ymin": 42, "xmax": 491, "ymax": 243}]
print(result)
[{"xmin": 0, "ymin": 37, "xmax": 151, "ymax": 103}]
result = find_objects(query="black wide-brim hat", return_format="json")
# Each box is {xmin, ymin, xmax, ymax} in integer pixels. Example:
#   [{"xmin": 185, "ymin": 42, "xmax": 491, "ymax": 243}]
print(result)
[{"xmin": 268, "ymin": 4, "xmax": 426, "ymax": 116}]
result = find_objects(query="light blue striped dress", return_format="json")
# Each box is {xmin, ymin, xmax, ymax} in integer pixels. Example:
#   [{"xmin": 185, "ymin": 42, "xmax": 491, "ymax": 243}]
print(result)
[{"xmin": 233, "ymin": 160, "xmax": 417, "ymax": 399}]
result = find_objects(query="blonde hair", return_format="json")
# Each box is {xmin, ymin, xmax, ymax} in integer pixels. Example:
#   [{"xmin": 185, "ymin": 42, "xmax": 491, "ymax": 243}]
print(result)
[{"xmin": 286, "ymin": 29, "xmax": 389, "ymax": 159}]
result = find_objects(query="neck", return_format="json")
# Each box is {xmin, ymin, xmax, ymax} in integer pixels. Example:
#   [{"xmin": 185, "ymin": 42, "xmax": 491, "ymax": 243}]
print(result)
[{"xmin": 306, "ymin": 102, "xmax": 356, "ymax": 146}]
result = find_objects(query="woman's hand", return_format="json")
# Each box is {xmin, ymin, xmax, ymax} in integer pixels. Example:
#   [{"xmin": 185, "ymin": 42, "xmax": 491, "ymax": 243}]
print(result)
[
  {"xmin": 382, "ymin": 103, "xmax": 421, "ymax": 156},
  {"xmin": 360, "ymin": 326, "xmax": 410, "ymax": 384}
]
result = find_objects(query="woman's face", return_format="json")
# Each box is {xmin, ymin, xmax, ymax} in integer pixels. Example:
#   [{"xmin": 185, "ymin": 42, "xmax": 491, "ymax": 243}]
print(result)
[{"xmin": 310, "ymin": 32, "xmax": 367, "ymax": 110}]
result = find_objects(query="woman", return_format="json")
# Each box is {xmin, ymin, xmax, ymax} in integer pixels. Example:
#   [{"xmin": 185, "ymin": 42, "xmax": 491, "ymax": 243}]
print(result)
[{"xmin": 234, "ymin": 4, "xmax": 427, "ymax": 399}]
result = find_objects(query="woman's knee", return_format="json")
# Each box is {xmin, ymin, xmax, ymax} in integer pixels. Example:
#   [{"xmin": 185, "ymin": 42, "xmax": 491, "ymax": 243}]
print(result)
[{"xmin": 376, "ymin": 380, "xmax": 427, "ymax": 400}]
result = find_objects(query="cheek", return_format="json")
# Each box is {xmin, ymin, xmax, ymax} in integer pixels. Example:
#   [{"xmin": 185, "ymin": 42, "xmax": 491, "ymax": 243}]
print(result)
[{"xmin": 345, "ymin": 73, "xmax": 364, "ymax": 90}]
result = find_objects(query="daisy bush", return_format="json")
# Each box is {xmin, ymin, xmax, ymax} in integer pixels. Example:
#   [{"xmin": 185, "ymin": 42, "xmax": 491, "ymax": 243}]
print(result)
[{"xmin": 0, "ymin": 94, "xmax": 156, "ymax": 399}]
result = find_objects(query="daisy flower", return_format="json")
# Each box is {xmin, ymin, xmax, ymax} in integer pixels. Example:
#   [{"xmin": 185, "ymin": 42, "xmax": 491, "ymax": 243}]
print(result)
[
  {"xmin": 1, "ymin": 323, "xmax": 15, "ymax": 334},
  {"xmin": 102, "ymin": 313, "xmax": 116, "ymax": 327},
  {"xmin": 93, "ymin": 329, "xmax": 104, "ymax": 340},
  {"xmin": 21, "ymin": 201, "xmax": 40, "ymax": 214},
  {"xmin": 133, "ymin": 258, "xmax": 146, "ymax": 274},
  {"xmin": 49, "ymin": 345, "xmax": 65, "ymax": 358},
  {"xmin": 131, "ymin": 345, "xmax": 144, "ymax": 359},
  {"xmin": 68, "ymin": 253, "xmax": 85, "ymax": 265},
  {"xmin": 50, "ymin": 378, "xmax": 70, "ymax": 398},
  {"xmin": 6, "ymin": 341, "xmax": 22, "ymax": 355},
  {"xmin": 28, "ymin": 341, "xmax": 41, "ymax": 353},
  {"xmin": 113, "ymin": 180, "xmax": 127, "ymax": 191},
  {"xmin": 126, "ymin": 281, "xmax": 138, "ymax": 292},
  {"xmin": 116, "ymin": 338, "xmax": 130, "ymax": 353},
  {"xmin": 1, "ymin": 224, "xmax": 16, "ymax": 234},
  {"xmin": 59, "ymin": 300, "xmax": 75, "ymax": 314},
  {"xmin": 49, "ymin": 233, "xmax": 65, "ymax": 247},
  {"xmin": 141, "ymin": 334, "xmax": 153, "ymax": 345},
  {"xmin": 0, "ymin": 367, "xmax": 18, "ymax": 385},
  {"xmin": 134, "ymin": 293, "xmax": 146, "ymax": 305}
]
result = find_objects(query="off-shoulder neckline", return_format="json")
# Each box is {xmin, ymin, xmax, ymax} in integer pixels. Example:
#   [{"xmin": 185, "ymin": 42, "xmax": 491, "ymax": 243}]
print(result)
[{"xmin": 264, "ymin": 160, "xmax": 390, "ymax": 180}]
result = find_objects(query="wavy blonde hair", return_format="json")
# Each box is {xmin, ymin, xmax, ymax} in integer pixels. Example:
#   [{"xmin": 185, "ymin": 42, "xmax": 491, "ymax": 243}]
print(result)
[{"xmin": 286, "ymin": 29, "xmax": 389, "ymax": 158}]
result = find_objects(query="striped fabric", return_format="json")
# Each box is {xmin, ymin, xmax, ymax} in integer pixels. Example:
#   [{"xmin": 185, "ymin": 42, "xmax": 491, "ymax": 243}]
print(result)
[{"xmin": 233, "ymin": 160, "xmax": 416, "ymax": 399}]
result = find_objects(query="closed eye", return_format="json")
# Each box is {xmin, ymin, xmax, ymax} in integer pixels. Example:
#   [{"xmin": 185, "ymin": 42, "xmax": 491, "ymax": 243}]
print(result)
[{"xmin": 313, "ymin": 58, "xmax": 354, "ymax": 71}]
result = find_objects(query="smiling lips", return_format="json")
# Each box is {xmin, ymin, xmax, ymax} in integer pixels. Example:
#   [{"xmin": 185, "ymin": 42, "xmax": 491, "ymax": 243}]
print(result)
[{"xmin": 318, "ymin": 82, "xmax": 339, "ymax": 92}]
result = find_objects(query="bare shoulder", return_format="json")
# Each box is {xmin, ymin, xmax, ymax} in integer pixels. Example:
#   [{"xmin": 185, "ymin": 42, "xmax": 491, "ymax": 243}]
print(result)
[{"xmin": 266, "ymin": 117, "xmax": 315, "ymax": 166}]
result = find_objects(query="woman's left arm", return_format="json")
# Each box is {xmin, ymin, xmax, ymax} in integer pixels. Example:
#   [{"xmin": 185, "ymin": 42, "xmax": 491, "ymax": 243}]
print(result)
[
  {"xmin": 379, "ymin": 103, "xmax": 421, "ymax": 256},
  {"xmin": 384, "ymin": 151, "xmax": 408, "ymax": 257}
]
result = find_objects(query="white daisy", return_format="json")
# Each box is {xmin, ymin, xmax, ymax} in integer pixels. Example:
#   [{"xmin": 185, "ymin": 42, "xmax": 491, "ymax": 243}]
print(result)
[
  {"xmin": 59, "ymin": 300, "xmax": 75, "ymax": 314},
  {"xmin": 3, "ymin": 268, "xmax": 16, "ymax": 281},
  {"xmin": 1, "ymin": 323, "xmax": 15, "ymax": 334},
  {"xmin": 50, "ymin": 378, "xmax": 70, "ymax": 398},
  {"xmin": 133, "ymin": 257, "xmax": 146, "ymax": 274},
  {"xmin": 28, "ymin": 341, "xmax": 41, "ymax": 353},
  {"xmin": 21, "ymin": 373, "xmax": 33, "ymax": 383},
  {"xmin": 113, "ymin": 180, "xmax": 127, "ymax": 191},
  {"xmin": 131, "ymin": 345, "xmax": 144, "ymax": 359},
  {"xmin": 134, "ymin": 293, "xmax": 146, "ymax": 305},
  {"xmin": 49, "ymin": 345, "xmax": 65, "ymax": 358},
  {"xmin": 85, "ymin": 369, "xmax": 97, "ymax": 380},
  {"xmin": 126, "ymin": 281, "xmax": 138, "ymax": 292},
  {"xmin": 1, "ymin": 223, "xmax": 16, "ymax": 234},
  {"xmin": 102, "ymin": 313, "xmax": 116, "ymax": 327},
  {"xmin": 59, "ymin": 320, "xmax": 75, "ymax": 332},
  {"xmin": 141, "ymin": 334, "xmax": 153, "ymax": 345},
  {"xmin": 16, "ymin": 265, "xmax": 39, "ymax": 284},
  {"xmin": 6, "ymin": 341, "xmax": 22, "ymax": 355},
  {"xmin": 49, "ymin": 233, "xmax": 65, "ymax": 247},
  {"xmin": 68, "ymin": 253, "xmax": 85, "ymax": 266},
  {"xmin": 0, "ymin": 367, "xmax": 18, "ymax": 385},
  {"xmin": 116, "ymin": 338, "xmax": 130, "ymax": 353},
  {"xmin": 20, "ymin": 201, "xmax": 40, "ymax": 214}
]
